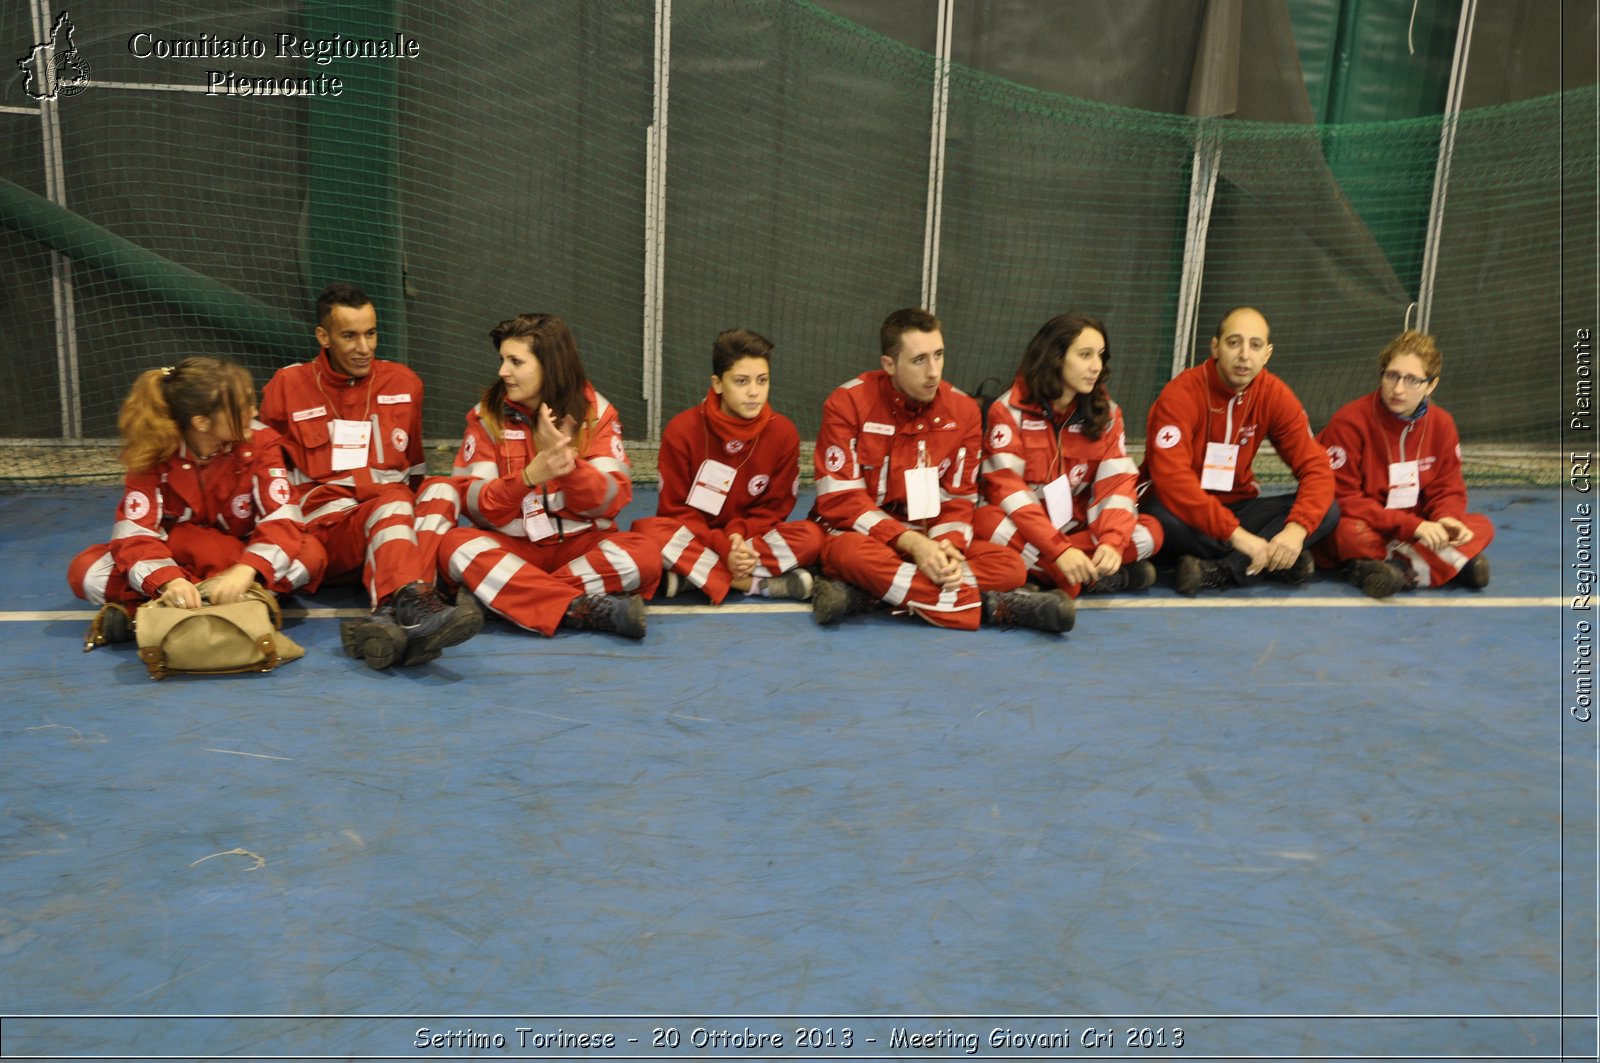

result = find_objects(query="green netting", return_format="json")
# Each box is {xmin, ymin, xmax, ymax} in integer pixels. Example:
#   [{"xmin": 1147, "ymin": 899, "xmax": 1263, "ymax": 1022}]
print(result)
[{"xmin": 1, "ymin": 0, "xmax": 1591, "ymax": 485}]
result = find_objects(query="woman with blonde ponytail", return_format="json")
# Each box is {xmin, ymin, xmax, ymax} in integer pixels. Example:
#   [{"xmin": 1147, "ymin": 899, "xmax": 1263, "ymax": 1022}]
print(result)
[{"xmin": 68, "ymin": 357, "xmax": 326, "ymax": 645}]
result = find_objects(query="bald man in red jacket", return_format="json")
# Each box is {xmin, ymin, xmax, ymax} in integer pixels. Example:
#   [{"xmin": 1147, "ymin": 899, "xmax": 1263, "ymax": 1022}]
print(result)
[{"xmin": 1139, "ymin": 306, "xmax": 1338, "ymax": 594}]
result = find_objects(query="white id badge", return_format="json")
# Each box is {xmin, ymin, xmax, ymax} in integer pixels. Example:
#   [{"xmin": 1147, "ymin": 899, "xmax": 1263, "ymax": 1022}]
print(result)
[
  {"xmin": 1386, "ymin": 460, "xmax": 1420, "ymax": 509},
  {"xmin": 329, "ymin": 418, "xmax": 372, "ymax": 471},
  {"xmin": 686, "ymin": 459, "xmax": 737, "ymax": 516},
  {"xmin": 520, "ymin": 491, "xmax": 556, "ymax": 540},
  {"xmin": 904, "ymin": 466, "xmax": 940, "ymax": 521},
  {"xmin": 1201, "ymin": 441, "xmax": 1239, "ymax": 492},
  {"xmin": 1042, "ymin": 475, "xmax": 1075, "ymax": 530}
]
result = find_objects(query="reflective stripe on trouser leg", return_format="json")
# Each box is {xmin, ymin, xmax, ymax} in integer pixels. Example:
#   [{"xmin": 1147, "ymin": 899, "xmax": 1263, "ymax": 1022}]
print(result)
[
  {"xmin": 443, "ymin": 529, "xmax": 578, "ymax": 636},
  {"xmin": 412, "ymin": 477, "xmax": 463, "ymax": 581}
]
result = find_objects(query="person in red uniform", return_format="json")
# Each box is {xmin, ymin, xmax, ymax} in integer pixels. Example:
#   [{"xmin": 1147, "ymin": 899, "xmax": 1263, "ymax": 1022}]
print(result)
[
  {"xmin": 976, "ymin": 312, "xmax": 1163, "ymax": 595},
  {"xmin": 634, "ymin": 328, "xmax": 823, "ymax": 604},
  {"xmin": 1140, "ymin": 305, "xmax": 1338, "ymax": 593},
  {"xmin": 810, "ymin": 308, "xmax": 1073, "ymax": 632},
  {"xmin": 259, "ymin": 282, "xmax": 480, "ymax": 669},
  {"xmin": 439, "ymin": 312, "xmax": 661, "ymax": 639},
  {"xmin": 1315, "ymin": 329, "xmax": 1493, "ymax": 596},
  {"xmin": 70, "ymin": 357, "xmax": 326, "ymax": 647}
]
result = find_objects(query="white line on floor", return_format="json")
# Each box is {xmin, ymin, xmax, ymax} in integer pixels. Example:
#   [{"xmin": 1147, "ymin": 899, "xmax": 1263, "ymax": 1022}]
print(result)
[{"xmin": 6, "ymin": 595, "xmax": 1569, "ymax": 622}]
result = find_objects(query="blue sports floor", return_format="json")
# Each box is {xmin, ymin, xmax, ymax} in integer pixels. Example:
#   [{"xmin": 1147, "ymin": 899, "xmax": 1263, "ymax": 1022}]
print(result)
[{"xmin": 0, "ymin": 486, "xmax": 1594, "ymax": 1061}]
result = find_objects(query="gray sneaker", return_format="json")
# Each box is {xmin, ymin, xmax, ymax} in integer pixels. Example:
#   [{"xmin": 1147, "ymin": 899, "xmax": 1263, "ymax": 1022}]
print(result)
[{"xmin": 765, "ymin": 568, "xmax": 815, "ymax": 601}]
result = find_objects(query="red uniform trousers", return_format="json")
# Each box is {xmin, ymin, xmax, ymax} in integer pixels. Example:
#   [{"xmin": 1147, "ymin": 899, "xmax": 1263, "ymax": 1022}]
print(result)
[
  {"xmin": 632, "ymin": 516, "xmax": 825, "ymax": 604},
  {"xmin": 1315, "ymin": 512, "xmax": 1495, "ymax": 588},
  {"xmin": 971, "ymin": 509, "xmax": 1164, "ymax": 595},
  {"xmin": 308, "ymin": 476, "xmax": 463, "ymax": 608},
  {"xmin": 440, "ymin": 526, "xmax": 662, "ymax": 636},
  {"xmin": 819, "ymin": 533, "xmax": 1025, "ymax": 631},
  {"xmin": 68, "ymin": 524, "xmax": 327, "ymax": 607}
]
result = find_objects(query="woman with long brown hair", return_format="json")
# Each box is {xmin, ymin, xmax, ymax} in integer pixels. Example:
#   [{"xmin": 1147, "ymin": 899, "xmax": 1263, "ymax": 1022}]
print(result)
[
  {"xmin": 438, "ymin": 314, "xmax": 661, "ymax": 638},
  {"xmin": 974, "ymin": 312, "xmax": 1162, "ymax": 595}
]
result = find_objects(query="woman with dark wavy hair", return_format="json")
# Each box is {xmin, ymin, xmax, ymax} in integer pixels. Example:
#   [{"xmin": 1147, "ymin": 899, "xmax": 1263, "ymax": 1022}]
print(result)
[
  {"xmin": 438, "ymin": 313, "xmax": 662, "ymax": 638},
  {"xmin": 974, "ymin": 312, "xmax": 1162, "ymax": 595}
]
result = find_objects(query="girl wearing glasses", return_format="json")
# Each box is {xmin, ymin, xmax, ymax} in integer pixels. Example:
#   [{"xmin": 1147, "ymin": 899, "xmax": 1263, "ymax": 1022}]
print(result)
[{"xmin": 1314, "ymin": 330, "xmax": 1494, "ymax": 597}]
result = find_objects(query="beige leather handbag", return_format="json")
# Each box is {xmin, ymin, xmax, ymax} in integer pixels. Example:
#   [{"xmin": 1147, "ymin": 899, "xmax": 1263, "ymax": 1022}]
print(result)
[{"xmin": 133, "ymin": 582, "xmax": 304, "ymax": 680}]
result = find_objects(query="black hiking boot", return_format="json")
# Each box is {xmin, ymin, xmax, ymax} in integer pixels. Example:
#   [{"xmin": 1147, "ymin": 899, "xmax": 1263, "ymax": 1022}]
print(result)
[
  {"xmin": 981, "ymin": 588, "xmax": 1076, "ymax": 633},
  {"xmin": 563, "ymin": 593, "xmax": 647, "ymax": 638}
]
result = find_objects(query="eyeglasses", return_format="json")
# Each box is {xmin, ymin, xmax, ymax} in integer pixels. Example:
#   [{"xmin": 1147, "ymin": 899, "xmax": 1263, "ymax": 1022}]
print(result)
[{"xmin": 1381, "ymin": 370, "xmax": 1433, "ymax": 389}]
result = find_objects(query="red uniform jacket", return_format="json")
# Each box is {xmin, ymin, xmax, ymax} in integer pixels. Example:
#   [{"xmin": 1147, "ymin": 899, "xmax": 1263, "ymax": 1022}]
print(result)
[
  {"xmin": 980, "ymin": 379, "xmax": 1140, "ymax": 561},
  {"xmin": 1316, "ymin": 392, "xmax": 1469, "ymax": 540},
  {"xmin": 1141, "ymin": 358, "xmax": 1334, "ymax": 540},
  {"xmin": 655, "ymin": 396, "xmax": 805, "ymax": 557},
  {"xmin": 452, "ymin": 384, "xmax": 633, "ymax": 538},
  {"xmin": 109, "ymin": 426, "xmax": 304, "ymax": 597},
  {"xmin": 258, "ymin": 350, "xmax": 426, "ymax": 518},
  {"xmin": 812, "ymin": 371, "xmax": 980, "ymax": 550}
]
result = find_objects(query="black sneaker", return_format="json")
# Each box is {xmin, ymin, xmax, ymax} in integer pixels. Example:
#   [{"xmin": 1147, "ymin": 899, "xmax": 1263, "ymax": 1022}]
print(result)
[
  {"xmin": 1459, "ymin": 554, "xmax": 1490, "ymax": 589},
  {"xmin": 1175, "ymin": 555, "xmax": 1232, "ymax": 595},
  {"xmin": 1083, "ymin": 560, "xmax": 1157, "ymax": 595},
  {"xmin": 348, "ymin": 602, "xmax": 407, "ymax": 670},
  {"xmin": 393, "ymin": 581, "xmax": 484, "ymax": 664},
  {"xmin": 764, "ymin": 568, "xmax": 815, "ymax": 601},
  {"xmin": 1345, "ymin": 558, "xmax": 1403, "ymax": 599},
  {"xmin": 811, "ymin": 577, "xmax": 876, "ymax": 625},
  {"xmin": 981, "ymin": 588, "xmax": 1076, "ymax": 633},
  {"xmin": 563, "ymin": 593, "xmax": 647, "ymax": 638},
  {"xmin": 85, "ymin": 602, "xmax": 134, "ymax": 650},
  {"xmin": 1265, "ymin": 549, "xmax": 1315, "ymax": 586}
]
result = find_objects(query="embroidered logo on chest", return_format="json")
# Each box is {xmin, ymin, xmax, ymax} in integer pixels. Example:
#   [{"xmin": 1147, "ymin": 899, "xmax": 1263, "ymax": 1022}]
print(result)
[
  {"xmin": 748, "ymin": 474, "xmax": 770, "ymax": 497},
  {"xmin": 725, "ymin": 439, "xmax": 746, "ymax": 455},
  {"xmin": 1326, "ymin": 445, "xmax": 1347, "ymax": 470},
  {"xmin": 231, "ymin": 493, "xmax": 253, "ymax": 519}
]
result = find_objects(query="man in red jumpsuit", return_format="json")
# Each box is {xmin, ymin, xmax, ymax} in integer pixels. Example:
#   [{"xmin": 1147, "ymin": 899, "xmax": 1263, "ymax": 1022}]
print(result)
[
  {"xmin": 259, "ymin": 283, "xmax": 481, "ymax": 668},
  {"xmin": 1139, "ymin": 306, "xmax": 1338, "ymax": 593},
  {"xmin": 810, "ymin": 308, "xmax": 1074, "ymax": 632}
]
